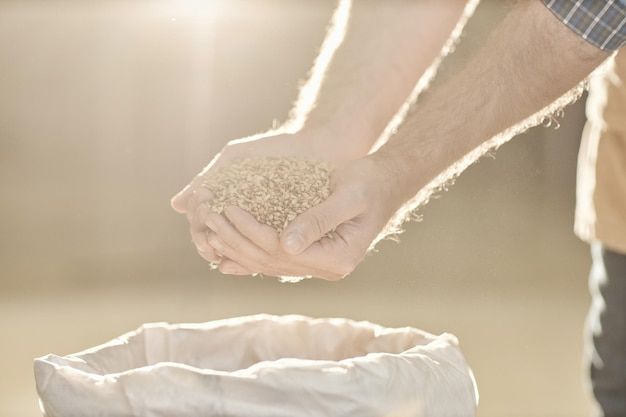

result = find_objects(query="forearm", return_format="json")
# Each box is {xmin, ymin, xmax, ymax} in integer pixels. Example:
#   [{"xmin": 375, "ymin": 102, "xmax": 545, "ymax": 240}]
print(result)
[
  {"xmin": 372, "ymin": 0, "xmax": 611, "ymax": 214},
  {"xmin": 286, "ymin": 0, "xmax": 475, "ymax": 160}
]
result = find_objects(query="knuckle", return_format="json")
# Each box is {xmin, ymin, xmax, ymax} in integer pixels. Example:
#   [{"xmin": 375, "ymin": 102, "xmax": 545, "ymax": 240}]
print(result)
[
  {"xmin": 199, "ymin": 249, "xmax": 219, "ymax": 264},
  {"xmin": 191, "ymin": 231, "xmax": 205, "ymax": 248},
  {"xmin": 310, "ymin": 212, "xmax": 332, "ymax": 237},
  {"xmin": 220, "ymin": 233, "xmax": 238, "ymax": 250},
  {"xmin": 200, "ymin": 246, "xmax": 222, "ymax": 263}
]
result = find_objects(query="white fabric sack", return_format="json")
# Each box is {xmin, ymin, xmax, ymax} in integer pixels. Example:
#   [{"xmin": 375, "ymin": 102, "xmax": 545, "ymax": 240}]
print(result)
[{"xmin": 34, "ymin": 314, "xmax": 478, "ymax": 417}]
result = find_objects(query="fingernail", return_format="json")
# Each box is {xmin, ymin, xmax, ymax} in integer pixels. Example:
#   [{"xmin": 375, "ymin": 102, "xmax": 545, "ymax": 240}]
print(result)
[{"xmin": 284, "ymin": 231, "xmax": 305, "ymax": 255}]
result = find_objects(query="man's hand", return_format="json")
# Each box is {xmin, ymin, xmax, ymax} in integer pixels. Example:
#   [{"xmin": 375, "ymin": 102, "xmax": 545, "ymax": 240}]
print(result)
[
  {"xmin": 170, "ymin": 127, "xmax": 363, "ymax": 267},
  {"xmin": 201, "ymin": 157, "xmax": 402, "ymax": 280}
]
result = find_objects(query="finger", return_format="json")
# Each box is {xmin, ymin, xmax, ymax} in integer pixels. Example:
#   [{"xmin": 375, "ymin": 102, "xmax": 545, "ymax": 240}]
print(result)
[
  {"xmin": 170, "ymin": 183, "xmax": 194, "ymax": 213},
  {"xmin": 222, "ymin": 206, "xmax": 283, "ymax": 252},
  {"xmin": 190, "ymin": 202, "xmax": 210, "ymax": 250},
  {"xmin": 195, "ymin": 234, "xmax": 223, "ymax": 264},
  {"xmin": 222, "ymin": 206, "xmax": 342, "ymax": 279},
  {"xmin": 218, "ymin": 258, "xmax": 256, "ymax": 276},
  {"xmin": 297, "ymin": 220, "xmax": 370, "ymax": 280},
  {"xmin": 280, "ymin": 189, "xmax": 363, "ymax": 256},
  {"xmin": 190, "ymin": 204, "xmax": 223, "ymax": 263},
  {"xmin": 196, "ymin": 230, "xmax": 224, "ymax": 264},
  {"xmin": 185, "ymin": 187, "xmax": 213, "ymax": 223},
  {"xmin": 206, "ymin": 211, "xmax": 325, "ymax": 278},
  {"xmin": 172, "ymin": 155, "xmax": 220, "ymax": 214},
  {"xmin": 172, "ymin": 173, "xmax": 207, "ymax": 214},
  {"xmin": 204, "ymin": 211, "xmax": 276, "ymax": 272}
]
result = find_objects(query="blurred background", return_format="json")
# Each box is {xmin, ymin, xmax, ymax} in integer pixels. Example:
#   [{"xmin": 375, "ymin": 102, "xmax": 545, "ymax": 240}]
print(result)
[{"xmin": 0, "ymin": 0, "xmax": 594, "ymax": 416}]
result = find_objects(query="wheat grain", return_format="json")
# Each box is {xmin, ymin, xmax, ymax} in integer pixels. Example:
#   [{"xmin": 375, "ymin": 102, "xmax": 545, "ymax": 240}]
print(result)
[{"xmin": 201, "ymin": 157, "xmax": 331, "ymax": 233}]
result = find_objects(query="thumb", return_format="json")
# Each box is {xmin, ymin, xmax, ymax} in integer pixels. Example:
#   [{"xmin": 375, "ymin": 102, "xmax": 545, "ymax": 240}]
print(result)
[{"xmin": 280, "ymin": 192, "xmax": 359, "ymax": 255}]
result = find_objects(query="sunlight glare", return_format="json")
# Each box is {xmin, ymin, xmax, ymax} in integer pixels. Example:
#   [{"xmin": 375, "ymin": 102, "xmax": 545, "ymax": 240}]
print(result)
[{"xmin": 167, "ymin": 0, "xmax": 218, "ymax": 21}]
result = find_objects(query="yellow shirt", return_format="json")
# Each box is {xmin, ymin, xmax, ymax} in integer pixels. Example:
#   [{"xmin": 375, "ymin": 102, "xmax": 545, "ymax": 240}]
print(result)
[{"xmin": 575, "ymin": 50, "xmax": 626, "ymax": 254}]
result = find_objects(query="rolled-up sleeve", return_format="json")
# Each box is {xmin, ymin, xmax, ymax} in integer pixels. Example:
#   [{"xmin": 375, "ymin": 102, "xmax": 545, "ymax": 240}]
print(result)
[{"xmin": 541, "ymin": 0, "xmax": 626, "ymax": 51}]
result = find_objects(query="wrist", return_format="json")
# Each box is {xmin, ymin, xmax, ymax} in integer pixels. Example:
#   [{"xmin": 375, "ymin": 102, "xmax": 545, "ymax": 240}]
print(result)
[
  {"xmin": 296, "ymin": 118, "xmax": 380, "ymax": 163},
  {"xmin": 365, "ymin": 148, "xmax": 418, "ymax": 213},
  {"xmin": 367, "ymin": 121, "xmax": 455, "ymax": 212}
]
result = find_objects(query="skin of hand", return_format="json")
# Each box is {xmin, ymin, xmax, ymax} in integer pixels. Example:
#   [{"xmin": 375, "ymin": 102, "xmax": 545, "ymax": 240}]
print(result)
[
  {"xmin": 202, "ymin": 157, "xmax": 400, "ymax": 280},
  {"xmin": 202, "ymin": 1, "xmax": 611, "ymax": 280},
  {"xmin": 170, "ymin": 127, "xmax": 356, "ymax": 265}
]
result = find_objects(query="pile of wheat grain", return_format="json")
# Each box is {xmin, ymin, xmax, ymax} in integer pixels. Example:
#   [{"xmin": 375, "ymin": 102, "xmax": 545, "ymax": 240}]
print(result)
[{"xmin": 200, "ymin": 156, "xmax": 331, "ymax": 233}]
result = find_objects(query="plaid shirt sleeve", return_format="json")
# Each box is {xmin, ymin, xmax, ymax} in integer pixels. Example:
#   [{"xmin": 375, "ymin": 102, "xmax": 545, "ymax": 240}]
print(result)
[{"xmin": 541, "ymin": 0, "xmax": 626, "ymax": 51}]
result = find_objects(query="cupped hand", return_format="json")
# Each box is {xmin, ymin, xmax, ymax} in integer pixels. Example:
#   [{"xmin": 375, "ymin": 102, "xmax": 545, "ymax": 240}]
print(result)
[
  {"xmin": 172, "ymin": 129, "xmax": 335, "ymax": 215},
  {"xmin": 202, "ymin": 157, "xmax": 404, "ymax": 280},
  {"xmin": 170, "ymin": 127, "xmax": 360, "ymax": 267}
]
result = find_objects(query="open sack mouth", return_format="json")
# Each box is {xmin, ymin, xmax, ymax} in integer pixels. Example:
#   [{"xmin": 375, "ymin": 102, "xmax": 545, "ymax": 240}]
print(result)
[{"xmin": 34, "ymin": 314, "xmax": 478, "ymax": 417}]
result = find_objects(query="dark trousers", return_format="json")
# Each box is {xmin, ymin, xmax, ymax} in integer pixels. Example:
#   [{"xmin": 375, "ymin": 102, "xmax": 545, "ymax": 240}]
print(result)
[{"xmin": 586, "ymin": 242, "xmax": 626, "ymax": 417}]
